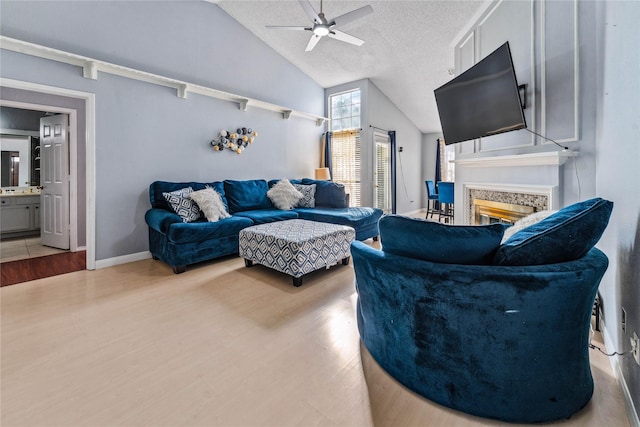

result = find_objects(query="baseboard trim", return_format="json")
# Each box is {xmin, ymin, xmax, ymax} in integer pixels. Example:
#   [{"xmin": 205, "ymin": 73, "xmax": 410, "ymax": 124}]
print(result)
[
  {"xmin": 95, "ymin": 251, "xmax": 151, "ymax": 269},
  {"xmin": 602, "ymin": 323, "xmax": 640, "ymax": 427}
]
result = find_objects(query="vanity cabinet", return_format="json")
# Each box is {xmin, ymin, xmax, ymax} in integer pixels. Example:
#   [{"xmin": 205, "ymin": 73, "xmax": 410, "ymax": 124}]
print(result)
[{"xmin": 0, "ymin": 195, "xmax": 40, "ymax": 237}]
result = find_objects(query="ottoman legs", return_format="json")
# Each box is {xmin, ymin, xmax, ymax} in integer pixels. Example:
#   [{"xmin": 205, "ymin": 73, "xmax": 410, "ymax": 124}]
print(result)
[{"xmin": 243, "ymin": 261, "xmax": 351, "ymax": 288}]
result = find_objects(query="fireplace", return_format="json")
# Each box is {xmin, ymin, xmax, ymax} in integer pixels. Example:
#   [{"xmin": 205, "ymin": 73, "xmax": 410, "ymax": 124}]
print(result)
[
  {"xmin": 474, "ymin": 199, "xmax": 535, "ymax": 225},
  {"xmin": 455, "ymin": 152, "xmax": 571, "ymax": 225},
  {"xmin": 463, "ymin": 183, "xmax": 558, "ymax": 225}
]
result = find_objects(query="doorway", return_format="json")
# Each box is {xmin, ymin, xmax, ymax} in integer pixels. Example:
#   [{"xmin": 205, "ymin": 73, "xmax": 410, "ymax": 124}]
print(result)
[
  {"xmin": 0, "ymin": 92, "xmax": 89, "ymax": 283},
  {"xmin": 0, "ymin": 79, "xmax": 96, "ymax": 275},
  {"xmin": 373, "ymin": 132, "xmax": 393, "ymax": 214},
  {"xmin": 1, "ymin": 106, "xmax": 72, "ymax": 256}
]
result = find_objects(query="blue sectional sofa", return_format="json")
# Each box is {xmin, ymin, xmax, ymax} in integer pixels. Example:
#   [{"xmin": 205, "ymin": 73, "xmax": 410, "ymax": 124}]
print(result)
[{"xmin": 145, "ymin": 178, "xmax": 383, "ymax": 273}]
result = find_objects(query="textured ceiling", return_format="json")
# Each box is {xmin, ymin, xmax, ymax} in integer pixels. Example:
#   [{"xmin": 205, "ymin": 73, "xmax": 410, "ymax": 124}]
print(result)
[{"xmin": 216, "ymin": 0, "xmax": 488, "ymax": 133}]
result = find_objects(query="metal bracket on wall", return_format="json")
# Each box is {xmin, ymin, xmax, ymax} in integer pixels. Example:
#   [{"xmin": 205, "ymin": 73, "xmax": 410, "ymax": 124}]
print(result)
[
  {"xmin": 83, "ymin": 61, "xmax": 98, "ymax": 80},
  {"xmin": 518, "ymin": 84, "xmax": 527, "ymax": 109}
]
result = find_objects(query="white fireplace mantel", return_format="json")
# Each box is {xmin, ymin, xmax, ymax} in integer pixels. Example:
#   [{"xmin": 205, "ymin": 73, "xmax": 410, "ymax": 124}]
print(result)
[{"xmin": 454, "ymin": 151, "xmax": 578, "ymax": 168}]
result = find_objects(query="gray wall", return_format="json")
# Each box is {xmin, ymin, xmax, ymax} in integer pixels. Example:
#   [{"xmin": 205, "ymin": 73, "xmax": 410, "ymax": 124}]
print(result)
[
  {"xmin": 368, "ymin": 81, "xmax": 423, "ymax": 214},
  {"xmin": 0, "ymin": 1, "xmax": 325, "ymax": 261},
  {"xmin": 421, "ymin": 133, "xmax": 441, "ymax": 208},
  {"xmin": 452, "ymin": 0, "xmax": 596, "ymax": 207},
  {"xmin": 595, "ymin": 0, "xmax": 640, "ymax": 417},
  {"xmin": 325, "ymin": 79, "xmax": 423, "ymax": 214}
]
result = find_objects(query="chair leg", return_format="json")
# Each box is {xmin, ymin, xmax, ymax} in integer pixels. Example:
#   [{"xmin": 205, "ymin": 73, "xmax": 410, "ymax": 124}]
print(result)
[
  {"xmin": 426, "ymin": 200, "xmax": 439, "ymax": 219},
  {"xmin": 426, "ymin": 200, "xmax": 433, "ymax": 219},
  {"xmin": 439, "ymin": 203, "xmax": 453, "ymax": 223}
]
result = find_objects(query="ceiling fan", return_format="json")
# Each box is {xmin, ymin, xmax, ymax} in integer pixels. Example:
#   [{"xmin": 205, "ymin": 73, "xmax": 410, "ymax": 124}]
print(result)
[{"xmin": 266, "ymin": 0, "xmax": 373, "ymax": 52}]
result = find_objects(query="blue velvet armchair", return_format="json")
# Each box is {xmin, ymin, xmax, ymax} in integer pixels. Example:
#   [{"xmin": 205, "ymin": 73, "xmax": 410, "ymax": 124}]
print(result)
[{"xmin": 352, "ymin": 198, "xmax": 613, "ymax": 423}]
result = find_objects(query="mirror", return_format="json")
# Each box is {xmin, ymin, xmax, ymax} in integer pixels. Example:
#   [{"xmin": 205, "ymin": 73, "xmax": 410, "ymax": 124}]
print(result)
[
  {"xmin": 1, "ymin": 106, "xmax": 48, "ymax": 189},
  {"xmin": 0, "ymin": 150, "xmax": 20, "ymax": 186},
  {"xmin": 0, "ymin": 135, "xmax": 39, "ymax": 187}
]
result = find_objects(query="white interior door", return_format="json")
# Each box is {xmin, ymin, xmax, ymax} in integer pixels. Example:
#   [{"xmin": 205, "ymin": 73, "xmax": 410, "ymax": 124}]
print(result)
[
  {"xmin": 373, "ymin": 132, "xmax": 392, "ymax": 214},
  {"xmin": 40, "ymin": 114, "xmax": 70, "ymax": 249}
]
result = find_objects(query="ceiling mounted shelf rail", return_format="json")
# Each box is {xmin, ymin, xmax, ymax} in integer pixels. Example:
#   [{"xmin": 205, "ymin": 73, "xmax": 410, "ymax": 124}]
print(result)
[{"xmin": 0, "ymin": 36, "xmax": 327, "ymax": 126}]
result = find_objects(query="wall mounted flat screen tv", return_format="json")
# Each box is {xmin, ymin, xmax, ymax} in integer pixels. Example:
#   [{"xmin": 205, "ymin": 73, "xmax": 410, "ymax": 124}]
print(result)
[{"xmin": 434, "ymin": 41, "xmax": 526, "ymax": 145}]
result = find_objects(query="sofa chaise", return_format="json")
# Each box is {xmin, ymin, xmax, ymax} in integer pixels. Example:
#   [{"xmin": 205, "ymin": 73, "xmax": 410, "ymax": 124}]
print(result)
[{"xmin": 145, "ymin": 178, "xmax": 383, "ymax": 273}]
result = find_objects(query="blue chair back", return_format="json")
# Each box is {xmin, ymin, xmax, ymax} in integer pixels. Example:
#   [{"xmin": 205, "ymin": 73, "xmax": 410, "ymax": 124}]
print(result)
[
  {"xmin": 438, "ymin": 181, "xmax": 454, "ymax": 204},
  {"xmin": 425, "ymin": 180, "xmax": 438, "ymax": 200}
]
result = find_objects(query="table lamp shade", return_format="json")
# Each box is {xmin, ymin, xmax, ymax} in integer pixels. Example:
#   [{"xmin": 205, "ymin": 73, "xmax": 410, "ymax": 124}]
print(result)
[{"xmin": 314, "ymin": 167, "xmax": 331, "ymax": 180}]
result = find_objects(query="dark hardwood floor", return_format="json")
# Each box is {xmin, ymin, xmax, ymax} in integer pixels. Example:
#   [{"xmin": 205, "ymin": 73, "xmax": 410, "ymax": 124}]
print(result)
[{"xmin": 1, "ymin": 251, "xmax": 86, "ymax": 286}]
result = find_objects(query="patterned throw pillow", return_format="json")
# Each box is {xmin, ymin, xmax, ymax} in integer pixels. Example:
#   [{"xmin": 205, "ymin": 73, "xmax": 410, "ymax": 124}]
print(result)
[
  {"xmin": 163, "ymin": 187, "xmax": 201, "ymax": 222},
  {"xmin": 267, "ymin": 179, "xmax": 304, "ymax": 210},
  {"xmin": 294, "ymin": 184, "xmax": 316, "ymax": 208},
  {"xmin": 188, "ymin": 187, "xmax": 230, "ymax": 222}
]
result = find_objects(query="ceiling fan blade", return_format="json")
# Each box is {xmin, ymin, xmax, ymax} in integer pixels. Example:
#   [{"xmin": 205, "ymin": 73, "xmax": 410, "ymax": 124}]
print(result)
[
  {"xmin": 298, "ymin": 0, "xmax": 322, "ymax": 25},
  {"xmin": 305, "ymin": 34, "xmax": 322, "ymax": 52},
  {"xmin": 328, "ymin": 30, "xmax": 364, "ymax": 46},
  {"xmin": 266, "ymin": 26, "xmax": 311, "ymax": 31},
  {"xmin": 329, "ymin": 5, "xmax": 373, "ymax": 27}
]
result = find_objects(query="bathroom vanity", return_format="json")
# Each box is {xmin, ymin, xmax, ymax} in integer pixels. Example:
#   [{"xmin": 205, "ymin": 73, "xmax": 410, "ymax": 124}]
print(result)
[{"xmin": 0, "ymin": 191, "xmax": 41, "ymax": 238}]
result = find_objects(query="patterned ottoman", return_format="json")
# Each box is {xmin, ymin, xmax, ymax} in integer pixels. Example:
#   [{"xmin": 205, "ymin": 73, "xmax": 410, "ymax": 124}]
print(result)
[{"xmin": 239, "ymin": 219, "xmax": 355, "ymax": 286}]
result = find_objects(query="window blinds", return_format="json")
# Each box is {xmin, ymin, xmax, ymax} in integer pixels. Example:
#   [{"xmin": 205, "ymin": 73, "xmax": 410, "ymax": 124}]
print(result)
[{"xmin": 330, "ymin": 130, "xmax": 361, "ymax": 207}]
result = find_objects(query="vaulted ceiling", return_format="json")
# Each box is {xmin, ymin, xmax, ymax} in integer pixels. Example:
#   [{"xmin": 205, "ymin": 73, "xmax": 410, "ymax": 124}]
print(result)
[{"xmin": 216, "ymin": 1, "xmax": 488, "ymax": 133}]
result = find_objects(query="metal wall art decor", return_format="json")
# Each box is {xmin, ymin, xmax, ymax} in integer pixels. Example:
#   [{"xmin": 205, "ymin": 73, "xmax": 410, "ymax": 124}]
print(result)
[{"xmin": 210, "ymin": 127, "xmax": 258, "ymax": 154}]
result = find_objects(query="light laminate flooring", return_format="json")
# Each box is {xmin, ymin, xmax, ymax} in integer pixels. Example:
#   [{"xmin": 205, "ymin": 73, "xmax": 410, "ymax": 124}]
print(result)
[{"xmin": 1, "ymin": 240, "xmax": 631, "ymax": 427}]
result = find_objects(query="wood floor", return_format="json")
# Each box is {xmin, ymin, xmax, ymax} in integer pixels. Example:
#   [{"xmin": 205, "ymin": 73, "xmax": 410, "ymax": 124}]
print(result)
[
  {"xmin": 1, "ymin": 250, "xmax": 86, "ymax": 286},
  {"xmin": 0, "ymin": 241, "xmax": 631, "ymax": 427}
]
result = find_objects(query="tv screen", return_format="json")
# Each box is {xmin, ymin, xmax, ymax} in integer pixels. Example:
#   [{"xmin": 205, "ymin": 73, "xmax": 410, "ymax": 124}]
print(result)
[{"xmin": 434, "ymin": 41, "xmax": 526, "ymax": 145}]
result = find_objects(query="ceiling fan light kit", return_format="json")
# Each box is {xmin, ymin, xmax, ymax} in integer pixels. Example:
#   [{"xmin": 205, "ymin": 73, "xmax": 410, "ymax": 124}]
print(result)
[
  {"xmin": 266, "ymin": 0, "xmax": 373, "ymax": 52},
  {"xmin": 313, "ymin": 26, "xmax": 330, "ymax": 37}
]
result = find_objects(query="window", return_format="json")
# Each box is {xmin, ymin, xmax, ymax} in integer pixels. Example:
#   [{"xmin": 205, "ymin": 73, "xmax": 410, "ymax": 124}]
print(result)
[
  {"xmin": 329, "ymin": 89, "xmax": 362, "ymax": 206},
  {"xmin": 331, "ymin": 90, "xmax": 360, "ymax": 131},
  {"xmin": 440, "ymin": 139, "xmax": 455, "ymax": 182}
]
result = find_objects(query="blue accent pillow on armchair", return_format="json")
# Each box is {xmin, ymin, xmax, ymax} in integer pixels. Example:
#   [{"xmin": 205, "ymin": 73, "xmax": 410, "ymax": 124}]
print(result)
[
  {"xmin": 493, "ymin": 197, "xmax": 613, "ymax": 266},
  {"xmin": 379, "ymin": 215, "xmax": 507, "ymax": 265}
]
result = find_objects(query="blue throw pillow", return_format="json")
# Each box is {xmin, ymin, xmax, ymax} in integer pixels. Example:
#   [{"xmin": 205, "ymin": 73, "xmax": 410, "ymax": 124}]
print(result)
[
  {"xmin": 223, "ymin": 179, "xmax": 272, "ymax": 213},
  {"xmin": 379, "ymin": 215, "xmax": 507, "ymax": 265},
  {"xmin": 301, "ymin": 178, "xmax": 348, "ymax": 208},
  {"xmin": 493, "ymin": 197, "xmax": 613, "ymax": 266}
]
